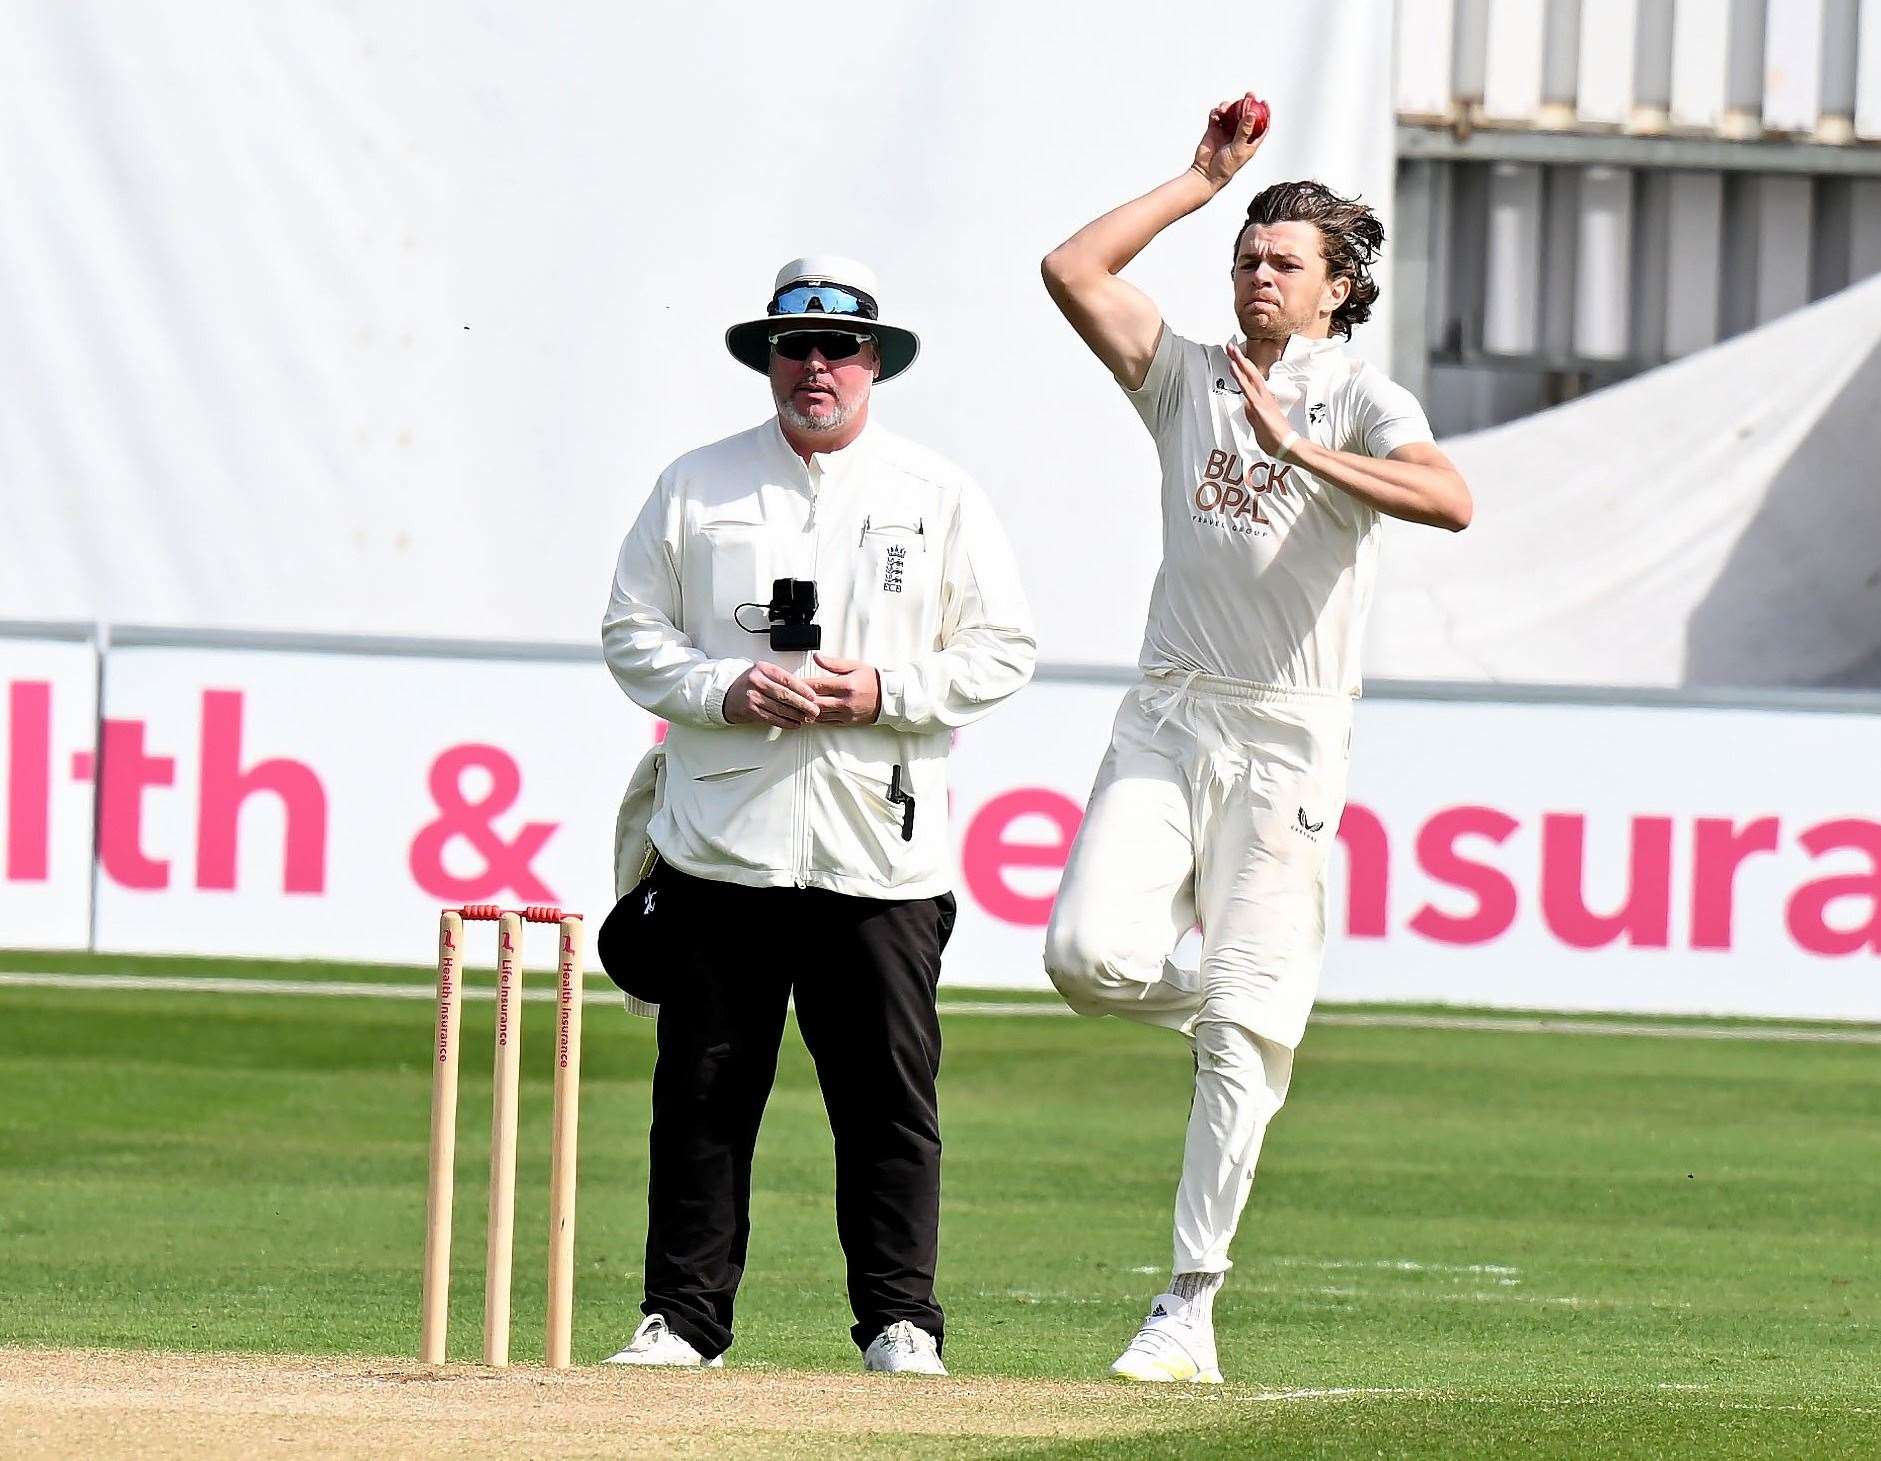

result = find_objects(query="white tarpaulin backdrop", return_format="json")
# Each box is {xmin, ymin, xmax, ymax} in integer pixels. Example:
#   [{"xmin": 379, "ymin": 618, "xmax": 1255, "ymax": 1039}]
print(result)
[
  {"xmin": 1367, "ymin": 273, "xmax": 1881, "ymax": 689},
  {"xmin": 0, "ymin": 1, "xmax": 1394, "ymax": 668}
]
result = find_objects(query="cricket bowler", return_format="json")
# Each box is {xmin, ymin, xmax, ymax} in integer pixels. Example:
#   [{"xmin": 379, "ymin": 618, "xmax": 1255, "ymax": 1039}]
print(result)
[{"xmin": 1040, "ymin": 93, "xmax": 1473, "ymax": 1384}]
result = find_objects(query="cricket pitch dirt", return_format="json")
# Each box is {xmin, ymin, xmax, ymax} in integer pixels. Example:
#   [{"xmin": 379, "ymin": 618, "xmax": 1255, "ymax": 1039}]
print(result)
[{"xmin": 1, "ymin": 1347, "xmax": 1253, "ymax": 1458}]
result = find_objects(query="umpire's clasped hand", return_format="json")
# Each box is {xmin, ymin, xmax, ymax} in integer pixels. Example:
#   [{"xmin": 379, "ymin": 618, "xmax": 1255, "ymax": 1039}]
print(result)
[
  {"xmin": 724, "ymin": 656, "xmax": 881, "ymax": 728},
  {"xmin": 724, "ymin": 661, "xmax": 821, "ymax": 727},
  {"xmin": 804, "ymin": 654, "xmax": 881, "ymax": 726}
]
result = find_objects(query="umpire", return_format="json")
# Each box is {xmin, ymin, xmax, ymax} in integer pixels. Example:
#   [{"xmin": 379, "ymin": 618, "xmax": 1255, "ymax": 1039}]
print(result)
[{"xmin": 598, "ymin": 256, "xmax": 1035, "ymax": 1374}]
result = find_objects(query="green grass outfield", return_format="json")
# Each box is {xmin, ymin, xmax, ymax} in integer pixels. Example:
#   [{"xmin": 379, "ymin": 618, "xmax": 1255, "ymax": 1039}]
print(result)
[{"xmin": 1, "ymin": 949, "xmax": 1877, "ymax": 1457}]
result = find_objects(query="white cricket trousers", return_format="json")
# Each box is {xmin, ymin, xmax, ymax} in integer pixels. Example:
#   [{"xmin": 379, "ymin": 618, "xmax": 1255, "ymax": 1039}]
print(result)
[{"xmin": 1044, "ymin": 675, "xmax": 1352, "ymax": 1274}]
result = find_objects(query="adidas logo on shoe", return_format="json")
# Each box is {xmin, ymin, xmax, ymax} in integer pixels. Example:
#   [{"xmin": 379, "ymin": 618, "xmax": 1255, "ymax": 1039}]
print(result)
[{"xmin": 1110, "ymin": 1293, "xmax": 1223, "ymax": 1385}]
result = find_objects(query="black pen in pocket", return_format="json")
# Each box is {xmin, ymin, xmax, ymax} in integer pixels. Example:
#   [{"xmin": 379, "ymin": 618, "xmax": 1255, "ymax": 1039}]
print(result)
[{"xmin": 888, "ymin": 766, "xmax": 916, "ymax": 842}]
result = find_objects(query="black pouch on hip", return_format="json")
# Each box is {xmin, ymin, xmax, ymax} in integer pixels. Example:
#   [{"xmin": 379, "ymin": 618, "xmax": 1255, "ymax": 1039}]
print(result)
[{"xmin": 597, "ymin": 858, "xmax": 674, "ymax": 1006}]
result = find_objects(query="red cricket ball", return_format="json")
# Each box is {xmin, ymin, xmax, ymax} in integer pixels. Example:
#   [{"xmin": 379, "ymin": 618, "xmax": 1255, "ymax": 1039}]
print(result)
[{"xmin": 1218, "ymin": 95, "xmax": 1271, "ymax": 140}]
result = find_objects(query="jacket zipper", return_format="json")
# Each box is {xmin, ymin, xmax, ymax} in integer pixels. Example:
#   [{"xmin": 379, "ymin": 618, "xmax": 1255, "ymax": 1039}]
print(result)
[
  {"xmin": 795, "ymin": 716, "xmax": 811, "ymax": 883},
  {"xmin": 795, "ymin": 472, "xmax": 823, "ymax": 886}
]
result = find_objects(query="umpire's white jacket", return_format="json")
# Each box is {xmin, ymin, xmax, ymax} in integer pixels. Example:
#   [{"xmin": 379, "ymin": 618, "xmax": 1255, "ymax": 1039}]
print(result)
[{"xmin": 603, "ymin": 417, "xmax": 1036, "ymax": 900}]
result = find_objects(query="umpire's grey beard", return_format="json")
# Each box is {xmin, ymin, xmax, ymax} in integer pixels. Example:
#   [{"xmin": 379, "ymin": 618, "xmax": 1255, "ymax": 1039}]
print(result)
[{"xmin": 779, "ymin": 398, "xmax": 855, "ymax": 435}]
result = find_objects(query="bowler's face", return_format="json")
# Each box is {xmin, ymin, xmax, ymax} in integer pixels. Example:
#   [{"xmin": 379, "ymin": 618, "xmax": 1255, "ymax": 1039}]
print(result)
[
  {"xmin": 1232, "ymin": 221, "xmax": 1345, "ymax": 341},
  {"xmin": 769, "ymin": 336, "xmax": 879, "ymax": 433}
]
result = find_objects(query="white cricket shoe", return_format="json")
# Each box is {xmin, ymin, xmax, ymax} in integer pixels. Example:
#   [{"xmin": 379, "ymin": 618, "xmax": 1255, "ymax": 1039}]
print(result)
[
  {"xmin": 863, "ymin": 1320, "xmax": 948, "ymax": 1375},
  {"xmin": 1109, "ymin": 1293, "xmax": 1223, "ymax": 1384},
  {"xmin": 602, "ymin": 1314, "xmax": 724, "ymax": 1368}
]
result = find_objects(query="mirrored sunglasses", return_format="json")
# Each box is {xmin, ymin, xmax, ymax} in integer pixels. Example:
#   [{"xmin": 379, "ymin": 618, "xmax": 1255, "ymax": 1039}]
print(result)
[{"xmin": 770, "ymin": 282, "xmax": 879, "ymax": 321}]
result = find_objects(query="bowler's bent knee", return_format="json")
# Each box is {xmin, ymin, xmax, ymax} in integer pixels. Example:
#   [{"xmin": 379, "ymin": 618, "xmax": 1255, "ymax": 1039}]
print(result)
[{"xmin": 1044, "ymin": 915, "xmax": 1152, "ymax": 1015}]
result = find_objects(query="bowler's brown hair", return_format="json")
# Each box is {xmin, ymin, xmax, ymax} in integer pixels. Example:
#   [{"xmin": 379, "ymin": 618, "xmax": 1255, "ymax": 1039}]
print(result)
[{"xmin": 1234, "ymin": 181, "xmax": 1384, "ymax": 339}]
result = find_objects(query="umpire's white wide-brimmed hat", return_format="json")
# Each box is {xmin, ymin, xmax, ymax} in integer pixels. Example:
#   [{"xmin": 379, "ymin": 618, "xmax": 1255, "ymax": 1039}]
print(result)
[{"xmin": 725, "ymin": 255, "xmax": 921, "ymax": 381}]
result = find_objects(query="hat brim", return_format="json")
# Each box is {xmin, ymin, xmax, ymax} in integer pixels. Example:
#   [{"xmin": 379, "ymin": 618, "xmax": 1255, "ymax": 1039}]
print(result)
[{"xmin": 725, "ymin": 314, "xmax": 920, "ymax": 382}]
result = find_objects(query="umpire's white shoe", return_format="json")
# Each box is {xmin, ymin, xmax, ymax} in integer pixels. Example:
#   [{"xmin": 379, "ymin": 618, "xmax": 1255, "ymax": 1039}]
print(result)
[
  {"xmin": 602, "ymin": 1314, "xmax": 724, "ymax": 1368},
  {"xmin": 1110, "ymin": 1293, "xmax": 1223, "ymax": 1384},
  {"xmin": 863, "ymin": 1321, "xmax": 948, "ymax": 1375}
]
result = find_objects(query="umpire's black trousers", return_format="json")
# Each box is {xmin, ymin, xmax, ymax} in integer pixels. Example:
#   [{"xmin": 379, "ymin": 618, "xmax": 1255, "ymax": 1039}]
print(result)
[{"xmin": 641, "ymin": 864, "xmax": 955, "ymax": 1361}]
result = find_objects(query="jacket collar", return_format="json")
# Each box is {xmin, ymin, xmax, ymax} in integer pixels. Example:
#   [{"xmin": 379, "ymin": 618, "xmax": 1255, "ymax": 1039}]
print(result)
[{"xmin": 769, "ymin": 415, "xmax": 880, "ymax": 484}]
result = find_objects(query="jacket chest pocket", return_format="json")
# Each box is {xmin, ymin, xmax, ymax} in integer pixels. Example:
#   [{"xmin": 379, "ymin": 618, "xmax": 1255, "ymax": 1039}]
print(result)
[
  {"xmin": 849, "ymin": 520, "xmax": 938, "ymax": 665},
  {"xmin": 689, "ymin": 521, "xmax": 770, "ymax": 657}
]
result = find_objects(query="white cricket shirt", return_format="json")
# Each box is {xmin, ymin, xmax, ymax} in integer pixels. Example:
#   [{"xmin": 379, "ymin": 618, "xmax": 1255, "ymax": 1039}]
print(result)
[{"xmin": 1126, "ymin": 327, "xmax": 1435, "ymax": 696}]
